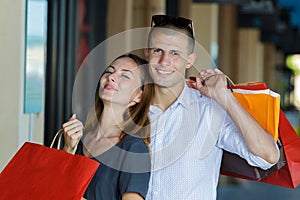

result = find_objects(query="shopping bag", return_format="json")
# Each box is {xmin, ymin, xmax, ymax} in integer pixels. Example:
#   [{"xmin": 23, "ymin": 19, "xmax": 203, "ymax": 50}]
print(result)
[
  {"xmin": 218, "ymin": 81, "xmax": 283, "ymax": 179},
  {"xmin": 222, "ymin": 110, "xmax": 300, "ymax": 188},
  {"xmin": 219, "ymin": 81, "xmax": 300, "ymax": 188},
  {"xmin": 219, "ymin": 81, "xmax": 284, "ymax": 181},
  {"xmin": 260, "ymin": 110, "xmax": 300, "ymax": 188},
  {"xmin": 220, "ymin": 138, "xmax": 286, "ymax": 181},
  {"xmin": 0, "ymin": 137, "xmax": 99, "ymax": 199},
  {"xmin": 186, "ymin": 79, "xmax": 280, "ymax": 140},
  {"xmin": 232, "ymin": 87, "xmax": 280, "ymax": 141},
  {"xmin": 186, "ymin": 78, "xmax": 297, "ymax": 187}
]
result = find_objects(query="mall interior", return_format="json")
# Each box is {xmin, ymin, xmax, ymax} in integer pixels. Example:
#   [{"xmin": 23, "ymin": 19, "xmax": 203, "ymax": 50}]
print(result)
[{"xmin": 1, "ymin": 0, "xmax": 300, "ymax": 199}]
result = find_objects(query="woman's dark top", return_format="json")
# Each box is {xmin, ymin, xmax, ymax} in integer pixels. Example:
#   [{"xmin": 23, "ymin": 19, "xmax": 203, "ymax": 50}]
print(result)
[{"xmin": 77, "ymin": 135, "xmax": 151, "ymax": 200}]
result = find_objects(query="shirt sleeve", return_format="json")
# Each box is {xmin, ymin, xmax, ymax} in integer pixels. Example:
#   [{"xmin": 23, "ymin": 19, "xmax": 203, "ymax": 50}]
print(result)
[
  {"xmin": 119, "ymin": 139, "xmax": 151, "ymax": 199},
  {"xmin": 217, "ymin": 113, "xmax": 276, "ymax": 170}
]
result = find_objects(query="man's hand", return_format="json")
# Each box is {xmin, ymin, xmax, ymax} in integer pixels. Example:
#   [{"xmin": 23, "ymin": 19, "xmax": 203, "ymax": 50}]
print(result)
[
  {"xmin": 193, "ymin": 68, "xmax": 279, "ymax": 164},
  {"xmin": 195, "ymin": 68, "xmax": 230, "ymax": 104}
]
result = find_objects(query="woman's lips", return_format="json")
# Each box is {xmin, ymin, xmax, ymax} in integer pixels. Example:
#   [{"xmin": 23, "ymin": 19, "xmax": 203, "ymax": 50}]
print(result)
[{"xmin": 104, "ymin": 83, "xmax": 116, "ymax": 91}]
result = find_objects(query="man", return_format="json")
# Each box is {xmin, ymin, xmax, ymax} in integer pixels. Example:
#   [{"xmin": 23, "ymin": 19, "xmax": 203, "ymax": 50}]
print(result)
[{"xmin": 144, "ymin": 15, "xmax": 279, "ymax": 200}]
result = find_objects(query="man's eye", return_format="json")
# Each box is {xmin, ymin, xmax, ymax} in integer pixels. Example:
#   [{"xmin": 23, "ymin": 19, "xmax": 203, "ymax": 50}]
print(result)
[
  {"xmin": 171, "ymin": 51, "xmax": 179, "ymax": 56},
  {"xmin": 152, "ymin": 48, "xmax": 162, "ymax": 54}
]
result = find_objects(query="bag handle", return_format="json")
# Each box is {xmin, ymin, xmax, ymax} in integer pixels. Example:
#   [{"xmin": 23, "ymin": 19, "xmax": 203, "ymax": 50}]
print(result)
[
  {"xmin": 198, "ymin": 74, "xmax": 268, "ymax": 92},
  {"xmin": 192, "ymin": 73, "xmax": 234, "ymax": 92},
  {"xmin": 50, "ymin": 129, "xmax": 78, "ymax": 154}
]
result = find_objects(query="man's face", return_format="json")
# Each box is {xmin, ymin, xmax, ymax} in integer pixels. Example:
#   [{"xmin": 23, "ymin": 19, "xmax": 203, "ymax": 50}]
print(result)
[{"xmin": 145, "ymin": 29, "xmax": 195, "ymax": 91}]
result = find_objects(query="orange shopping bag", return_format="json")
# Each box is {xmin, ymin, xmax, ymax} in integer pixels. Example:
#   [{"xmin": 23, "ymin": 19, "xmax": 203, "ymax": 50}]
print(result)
[
  {"xmin": 232, "ymin": 87, "xmax": 280, "ymax": 141},
  {"xmin": 219, "ymin": 81, "xmax": 285, "ymax": 180},
  {"xmin": 186, "ymin": 79, "xmax": 280, "ymax": 140},
  {"xmin": 0, "ymin": 137, "xmax": 99, "ymax": 199}
]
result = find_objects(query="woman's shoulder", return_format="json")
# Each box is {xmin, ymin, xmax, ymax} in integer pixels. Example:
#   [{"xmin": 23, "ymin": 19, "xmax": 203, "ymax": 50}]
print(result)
[{"xmin": 118, "ymin": 135, "xmax": 149, "ymax": 154}]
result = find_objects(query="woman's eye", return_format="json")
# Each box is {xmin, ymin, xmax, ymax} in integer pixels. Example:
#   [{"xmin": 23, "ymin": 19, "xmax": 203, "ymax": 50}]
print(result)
[
  {"xmin": 122, "ymin": 74, "xmax": 130, "ymax": 79},
  {"xmin": 104, "ymin": 70, "xmax": 113, "ymax": 74}
]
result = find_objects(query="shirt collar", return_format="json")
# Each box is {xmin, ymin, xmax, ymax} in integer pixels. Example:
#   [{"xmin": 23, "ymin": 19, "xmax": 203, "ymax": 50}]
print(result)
[
  {"xmin": 150, "ymin": 83, "xmax": 193, "ymax": 114},
  {"xmin": 176, "ymin": 83, "xmax": 193, "ymax": 110}
]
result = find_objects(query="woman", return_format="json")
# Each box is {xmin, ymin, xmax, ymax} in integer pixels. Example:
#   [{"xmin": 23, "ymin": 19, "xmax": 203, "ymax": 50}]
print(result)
[{"xmin": 62, "ymin": 54, "xmax": 154, "ymax": 200}]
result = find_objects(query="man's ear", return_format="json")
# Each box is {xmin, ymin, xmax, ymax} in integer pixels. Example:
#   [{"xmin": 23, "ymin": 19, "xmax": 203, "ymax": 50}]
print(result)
[
  {"xmin": 144, "ymin": 48, "xmax": 150, "ymax": 61},
  {"xmin": 186, "ymin": 52, "xmax": 196, "ymax": 69}
]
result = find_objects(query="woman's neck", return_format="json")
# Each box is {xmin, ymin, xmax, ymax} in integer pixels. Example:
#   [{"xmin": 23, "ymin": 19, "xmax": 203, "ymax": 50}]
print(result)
[
  {"xmin": 97, "ymin": 104, "xmax": 126, "ymax": 138},
  {"xmin": 82, "ymin": 104, "xmax": 127, "ymax": 157}
]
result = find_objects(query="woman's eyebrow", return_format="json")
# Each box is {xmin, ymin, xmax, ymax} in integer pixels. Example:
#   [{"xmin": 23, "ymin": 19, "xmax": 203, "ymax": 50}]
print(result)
[
  {"xmin": 107, "ymin": 65, "xmax": 134, "ymax": 75},
  {"xmin": 106, "ymin": 65, "xmax": 115, "ymax": 70},
  {"xmin": 121, "ymin": 69, "xmax": 134, "ymax": 75}
]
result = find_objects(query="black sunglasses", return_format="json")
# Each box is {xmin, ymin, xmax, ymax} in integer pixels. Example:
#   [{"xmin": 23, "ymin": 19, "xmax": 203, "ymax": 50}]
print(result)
[{"xmin": 151, "ymin": 15, "xmax": 195, "ymax": 39}]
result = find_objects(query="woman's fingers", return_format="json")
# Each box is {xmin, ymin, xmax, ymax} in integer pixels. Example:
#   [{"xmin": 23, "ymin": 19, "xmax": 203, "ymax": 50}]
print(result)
[
  {"xmin": 62, "ymin": 114, "xmax": 84, "ymax": 144},
  {"xmin": 61, "ymin": 114, "xmax": 83, "ymax": 153},
  {"xmin": 63, "ymin": 120, "xmax": 83, "ymax": 133}
]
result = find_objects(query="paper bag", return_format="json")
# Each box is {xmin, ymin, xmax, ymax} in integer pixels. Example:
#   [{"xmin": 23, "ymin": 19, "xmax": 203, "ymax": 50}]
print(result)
[{"xmin": 0, "ymin": 142, "xmax": 99, "ymax": 199}]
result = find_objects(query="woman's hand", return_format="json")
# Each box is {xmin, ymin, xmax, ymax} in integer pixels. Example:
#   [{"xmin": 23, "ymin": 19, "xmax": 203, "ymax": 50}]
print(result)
[{"xmin": 62, "ymin": 114, "xmax": 84, "ymax": 154}]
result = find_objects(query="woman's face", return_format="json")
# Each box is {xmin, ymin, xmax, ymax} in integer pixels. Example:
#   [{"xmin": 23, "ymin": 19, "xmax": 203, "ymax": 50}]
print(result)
[{"xmin": 99, "ymin": 57, "xmax": 143, "ymax": 107}]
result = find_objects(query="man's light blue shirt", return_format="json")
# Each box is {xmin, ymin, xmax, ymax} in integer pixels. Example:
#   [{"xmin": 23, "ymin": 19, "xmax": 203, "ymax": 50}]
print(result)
[{"xmin": 146, "ymin": 84, "xmax": 273, "ymax": 200}]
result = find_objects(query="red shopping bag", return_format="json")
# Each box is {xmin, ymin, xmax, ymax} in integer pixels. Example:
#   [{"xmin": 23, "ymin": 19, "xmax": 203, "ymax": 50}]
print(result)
[
  {"xmin": 0, "ymin": 142, "xmax": 99, "ymax": 199},
  {"xmin": 220, "ymin": 81, "xmax": 300, "ymax": 188},
  {"xmin": 260, "ymin": 110, "xmax": 300, "ymax": 188}
]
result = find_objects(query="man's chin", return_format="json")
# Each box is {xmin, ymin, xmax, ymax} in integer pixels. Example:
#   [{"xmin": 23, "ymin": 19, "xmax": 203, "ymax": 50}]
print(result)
[
  {"xmin": 156, "ymin": 83, "xmax": 169, "ymax": 88},
  {"xmin": 152, "ymin": 78, "xmax": 166, "ymax": 86},
  {"xmin": 153, "ymin": 80, "xmax": 172, "ymax": 89}
]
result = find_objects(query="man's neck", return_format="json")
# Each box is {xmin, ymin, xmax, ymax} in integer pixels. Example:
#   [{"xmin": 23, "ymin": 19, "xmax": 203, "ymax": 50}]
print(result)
[{"xmin": 152, "ymin": 83, "xmax": 184, "ymax": 111}]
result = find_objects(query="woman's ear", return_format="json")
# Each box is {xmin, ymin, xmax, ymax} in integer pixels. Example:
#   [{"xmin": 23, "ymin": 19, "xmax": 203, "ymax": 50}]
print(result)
[{"xmin": 127, "ymin": 90, "xmax": 143, "ymax": 108}]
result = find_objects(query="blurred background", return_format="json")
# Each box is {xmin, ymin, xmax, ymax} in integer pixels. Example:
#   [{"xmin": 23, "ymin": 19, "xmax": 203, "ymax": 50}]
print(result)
[{"xmin": 0, "ymin": 0, "xmax": 300, "ymax": 199}]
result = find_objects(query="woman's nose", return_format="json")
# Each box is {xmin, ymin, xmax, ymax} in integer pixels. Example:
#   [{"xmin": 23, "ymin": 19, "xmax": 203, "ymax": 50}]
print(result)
[{"xmin": 108, "ymin": 73, "xmax": 117, "ymax": 82}]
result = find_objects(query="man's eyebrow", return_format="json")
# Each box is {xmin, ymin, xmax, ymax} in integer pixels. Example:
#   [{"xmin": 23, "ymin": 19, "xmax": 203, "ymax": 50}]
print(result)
[
  {"xmin": 171, "ymin": 49, "xmax": 184, "ymax": 54},
  {"xmin": 150, "ymin": 47, "xmax": 184, "ymax": 54}
]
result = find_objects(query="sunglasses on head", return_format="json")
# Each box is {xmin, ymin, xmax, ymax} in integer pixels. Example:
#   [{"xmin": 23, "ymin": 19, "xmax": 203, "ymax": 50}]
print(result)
[{"xmin": 151, "ymin": 15, "xmax": 195, "ymax": 39}]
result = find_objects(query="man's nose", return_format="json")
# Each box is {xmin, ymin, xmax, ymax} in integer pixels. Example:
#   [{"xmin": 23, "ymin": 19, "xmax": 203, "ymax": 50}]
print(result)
[{"xmin": 159, "ymin": 52, "xmax": 171, "ymax": 66}]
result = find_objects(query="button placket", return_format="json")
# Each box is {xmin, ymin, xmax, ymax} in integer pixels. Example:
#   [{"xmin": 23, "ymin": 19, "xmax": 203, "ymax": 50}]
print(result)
[{"xmin": 152, "ymin": 112, "xmax": 167, "ymax": 196}]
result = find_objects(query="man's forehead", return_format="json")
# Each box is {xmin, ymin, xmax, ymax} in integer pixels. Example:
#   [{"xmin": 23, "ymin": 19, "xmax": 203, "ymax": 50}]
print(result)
[
  {"xmin": 150, "ymin": 27, "xmax": 190, "ymax": 40},
  {"xmin": 149, "ymin": 29, "xmax": 190, "ymax": 51}
]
